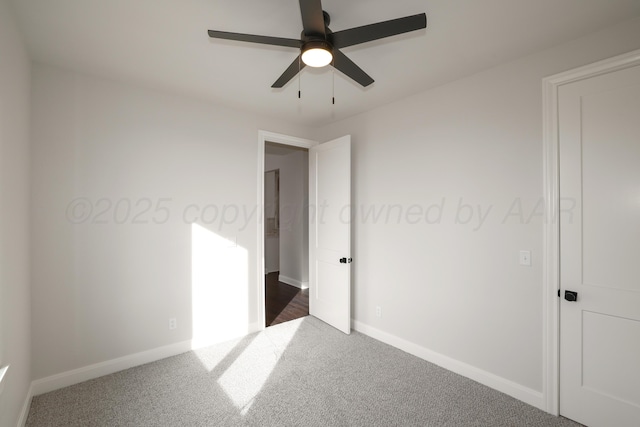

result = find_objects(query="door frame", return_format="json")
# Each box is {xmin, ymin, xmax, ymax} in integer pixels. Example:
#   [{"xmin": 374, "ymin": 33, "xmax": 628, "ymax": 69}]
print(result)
[
  {"xmin": 541, "ymin": 48, "xmax": 640, "ymax": 416},
  {"xmin": 257, "ymin": 130, "xmax": 318, "ymax": 330}
]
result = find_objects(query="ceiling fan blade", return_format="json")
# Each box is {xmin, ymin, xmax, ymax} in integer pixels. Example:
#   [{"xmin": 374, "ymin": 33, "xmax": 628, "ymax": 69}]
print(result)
[
  {"xmin": 330, "ymin": 13, "xmax": 426, "ymax": 49},
  {"xmin": 208, "ymin": 30, "xmax": 302, "ymax": 48},
  {"xmin": 272, "ymin": 56, "xmax": 306, "ymax": 88},
  {"xmin": 332, "ymin": 50, "xmax": 374, "ymax": 87},
  {"xmin": 299, "ymin": 0, "xmax": 326, "ymax": 37}
]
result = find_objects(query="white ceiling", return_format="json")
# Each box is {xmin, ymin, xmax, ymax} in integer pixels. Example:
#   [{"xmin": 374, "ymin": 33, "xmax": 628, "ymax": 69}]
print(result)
[{"xmin": 10, "ymin": 0, "xmax": 640, "ymax": 127}]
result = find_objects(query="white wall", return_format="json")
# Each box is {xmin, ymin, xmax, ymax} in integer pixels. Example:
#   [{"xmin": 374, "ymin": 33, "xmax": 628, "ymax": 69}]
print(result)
[
  {"xmin": 264, "ymin": 234, "xmax": 280, "ymax": 274},
  {"xmin": 265, "ymin": 150, "xmax": 309, "ymax": 287},
  {"xmin": 0, "ymin": 0, "xmax": 32, "ymax": 424},
  {"xmin": 264, "ymin": 169, "xmax": 279, "ymax": 274},
  {"xmin": 315, "ymin": 16, "xmax": 640, "ymax": 405},
  {"xmin": 30, "ymin": 64, "xmax": 310, "ymax": 381},
  {"xmin": 279, "ymin": 150, "xmax": 309, "ymax": 288},
  {"xmin": 25, "ymin": 11, "xmax": 640, "ymax": 411}
]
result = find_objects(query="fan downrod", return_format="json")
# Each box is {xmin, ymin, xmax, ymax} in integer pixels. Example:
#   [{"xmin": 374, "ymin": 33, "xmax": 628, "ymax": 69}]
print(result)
[{"xmin": 322, "ymin": 11, "xmax": 330, "ymax": 27}]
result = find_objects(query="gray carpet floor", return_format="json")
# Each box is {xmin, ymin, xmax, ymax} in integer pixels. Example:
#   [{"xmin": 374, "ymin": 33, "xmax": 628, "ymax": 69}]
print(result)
[{"xmin": 26, "ymin": 317, "xmax": 582, "ymax": 426}]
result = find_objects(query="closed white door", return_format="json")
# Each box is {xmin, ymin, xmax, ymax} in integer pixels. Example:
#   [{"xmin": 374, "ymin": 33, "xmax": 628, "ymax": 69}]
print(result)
[
  {"xmin": 559, "ymin": 64, "xmax": 640, "ymax": 426},
  {"xmin": 309, "ymin": 136, "xmax": 351, "ymax": 334}
]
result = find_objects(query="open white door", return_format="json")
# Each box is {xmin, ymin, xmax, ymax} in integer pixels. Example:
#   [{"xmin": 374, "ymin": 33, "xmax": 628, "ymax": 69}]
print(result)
[
  {"xmin": 558, "ymin": 64, "xmax": 640, "ymax": 426},
  {"xmin": 309, "ymin": 136, "xmax": 351, "ymax": 334}
]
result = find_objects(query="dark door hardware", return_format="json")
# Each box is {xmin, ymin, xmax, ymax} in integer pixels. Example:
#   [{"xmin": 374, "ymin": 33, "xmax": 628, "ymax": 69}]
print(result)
[
  {"xmin": 564, "ymin": 290, "xmax": 578, "ymax": 302},
  {"xmin": 339, "ymin": 257, "xmax": 353, "ymax": 264}
]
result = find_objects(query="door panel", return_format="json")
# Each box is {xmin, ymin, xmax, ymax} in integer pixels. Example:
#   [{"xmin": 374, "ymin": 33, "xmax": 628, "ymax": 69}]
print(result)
[
  {"xmin": 581, "ymin": 83, "xmax": 640, "ymax": 292},
  {"xmin": 559, "ymin": 64, "xmax": 640, "ymax": 427},
  {"xmin": 582, "ymin": 311, "xmax": 640, "ymax": 406},
  {"xmin": 309, "ymin": 136, "xmax": 351, "ymax": 334}
]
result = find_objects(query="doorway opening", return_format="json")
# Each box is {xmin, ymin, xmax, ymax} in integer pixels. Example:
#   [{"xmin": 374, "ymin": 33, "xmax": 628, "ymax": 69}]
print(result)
[{"xmin": 264, "ymin": 141, "xmax": 310, "ymax": 326}]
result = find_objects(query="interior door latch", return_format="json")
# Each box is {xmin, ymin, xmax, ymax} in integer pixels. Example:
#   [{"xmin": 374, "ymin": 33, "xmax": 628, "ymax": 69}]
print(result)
[
  {"xmin": 339, "ymin": 257, "xmax": 353, "ymax": 264},
  {"xmin": 564, "ymin": 290, "xmax": 578, "ymax": 302}
]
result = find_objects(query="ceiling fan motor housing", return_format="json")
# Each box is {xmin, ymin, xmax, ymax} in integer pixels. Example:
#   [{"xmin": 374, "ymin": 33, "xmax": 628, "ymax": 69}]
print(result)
[
  {"xmin": 302, "ymin": 39, "xmax": 333, "ymax": 53},
  {"xmin": 208, "ymin": 0, "xmax": 426, "ymax": 88}
]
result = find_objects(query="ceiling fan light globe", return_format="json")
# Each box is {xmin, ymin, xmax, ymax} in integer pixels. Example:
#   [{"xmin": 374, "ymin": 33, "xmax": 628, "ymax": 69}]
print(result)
[{"xmin": 302, "ymin": 47, "xmax": 333, "ymax": 67}]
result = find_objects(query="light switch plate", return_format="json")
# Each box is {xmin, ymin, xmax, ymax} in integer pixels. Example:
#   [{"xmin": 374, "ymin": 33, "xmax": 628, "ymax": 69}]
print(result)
[{"xmin": 519, "ymin": 250, "xmax": 531, "ymax": 266}]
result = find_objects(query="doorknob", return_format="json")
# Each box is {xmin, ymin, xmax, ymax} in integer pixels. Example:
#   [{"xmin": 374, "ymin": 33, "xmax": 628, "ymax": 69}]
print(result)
[
  {"xmin": 339, "ymin": 257, "xmax": 352, "ymax": 264},
  {"xmin": 564, "ymin": 290, "xmax": 578, "ymax": 302}
]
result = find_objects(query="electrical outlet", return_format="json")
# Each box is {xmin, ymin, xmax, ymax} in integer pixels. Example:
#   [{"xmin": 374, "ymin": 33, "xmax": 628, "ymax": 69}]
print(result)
[
  {"xmin": 519, "ymin": 250, "xmax": 531, "ymax": 266},
  {"xmin": 375, "ymin": 306, "xmax": 382, "ymax": 318},
  {"xmin": 169, "ymin": 318, "xmax": 177, "ymax": 330}
]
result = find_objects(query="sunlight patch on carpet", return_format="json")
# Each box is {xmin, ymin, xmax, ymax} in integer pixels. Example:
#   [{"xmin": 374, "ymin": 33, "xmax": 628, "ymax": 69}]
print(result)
[{"xmin": 217, "ymin": 320, "xmax": 302, "ymax": 413}]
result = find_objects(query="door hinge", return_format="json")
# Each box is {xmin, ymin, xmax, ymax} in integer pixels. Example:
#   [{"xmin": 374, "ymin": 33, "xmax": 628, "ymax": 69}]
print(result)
[
  {"xmin": 339, "ymin": 257, "xmax": 353, "ymax": 264},
  {"xmin": 558, "ymin": 289, "xmax": 560, "ymax": 298}
]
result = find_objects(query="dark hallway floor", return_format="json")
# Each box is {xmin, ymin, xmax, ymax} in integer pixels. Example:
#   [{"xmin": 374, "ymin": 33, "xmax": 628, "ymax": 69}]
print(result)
[{"xmin": 265, "ymin": 272, "xmax": 309, "ymax": 326}]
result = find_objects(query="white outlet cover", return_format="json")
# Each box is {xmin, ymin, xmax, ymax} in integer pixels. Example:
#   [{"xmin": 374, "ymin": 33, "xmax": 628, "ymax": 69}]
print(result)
[{"xmin": 519, "ymin": 250, "xmax": 532, "ymax": 266}]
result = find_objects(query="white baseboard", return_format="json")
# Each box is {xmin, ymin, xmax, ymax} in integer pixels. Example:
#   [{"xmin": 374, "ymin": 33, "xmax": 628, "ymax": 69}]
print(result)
[
  {"xmin": 278, "ymin": 274, "xmax": 309, "ymax": 289},
  {"xmin": 30, "ymin": 340, "xmax": 193, "ymax": 396},
  {"xmin": 248, "ymin": 321, "xmax": 261, "ymax": 333},
  {"xmin": 352, "ymin": 320, "xmax": 545, "ymax": 411},
  {"xmin": 29, "ymin": 321, "xmax": 264, "ymax": 398},
  {"xmin": 18, "ymin": 383, "xmax": 33, "ymax": 427},
  {"xmin": 25, "ymin": 321, "xmax": 543, "ymax": 420}
]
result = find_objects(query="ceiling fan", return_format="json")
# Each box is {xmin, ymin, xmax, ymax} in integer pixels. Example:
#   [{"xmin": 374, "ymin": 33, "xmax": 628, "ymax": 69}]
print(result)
[{"xmin": 208, "ymin": 0, "xmax": 427, "ymax": 88}]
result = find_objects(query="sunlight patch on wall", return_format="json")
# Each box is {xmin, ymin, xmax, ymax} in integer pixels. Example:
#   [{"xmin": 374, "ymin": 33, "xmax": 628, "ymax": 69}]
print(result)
[
  {"xmin": 0, "ymin": 365, "xmax": 9, "ymax": 394},
  {"xmin": 191, "ymin": 223, "xmax": 249, "ymax": 349}
]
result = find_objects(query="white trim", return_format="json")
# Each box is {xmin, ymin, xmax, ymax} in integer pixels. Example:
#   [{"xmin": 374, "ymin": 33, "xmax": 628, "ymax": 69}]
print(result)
[
  {"xmin": 18, "ymin": 383, "xmax": 33, "ymax": 427},
  {"xmin": 257, "ymin": 134, "xmax": 265, "ymax": 331},
  {"xmin": 278, "ymin": 274, "xmax": 309, "ymax": 289},
  {"xmin": 27, "ymin": 318, "xmax": 260, "ymax": 400},
  {"xmin": 541, "ymin": 68, "xmax": 561, "ymax": 417},
  {"xmin": 257, "ymin": 130, "xmax": 317, "ymax": 332},
  {"xmin": 541, "ymin": 48, "xmax": 640, "ymax": 416},
  {"xmin": 353, "ymin": 320, "xmax": 545, "ymax": 410},
  {"xmin": 259, "ymin": 131, "xmax": 319, "ymax": 150},
  {"xmin": 30, "ymin": 340, "xmax": 193, "ymax": 396},
  {"xmin": 543, "ymin": 49, "xmax": 640, "ymax": 87}
]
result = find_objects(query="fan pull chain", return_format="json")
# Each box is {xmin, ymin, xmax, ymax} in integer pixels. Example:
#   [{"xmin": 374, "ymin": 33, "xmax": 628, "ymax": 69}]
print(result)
[
  {"xmin": 332, "ymin": 58, "xmax": 335, "ymax": 105},
  {"xmin": 298, "ymin": 55, "xmax": 301, "ymax": 99}
]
